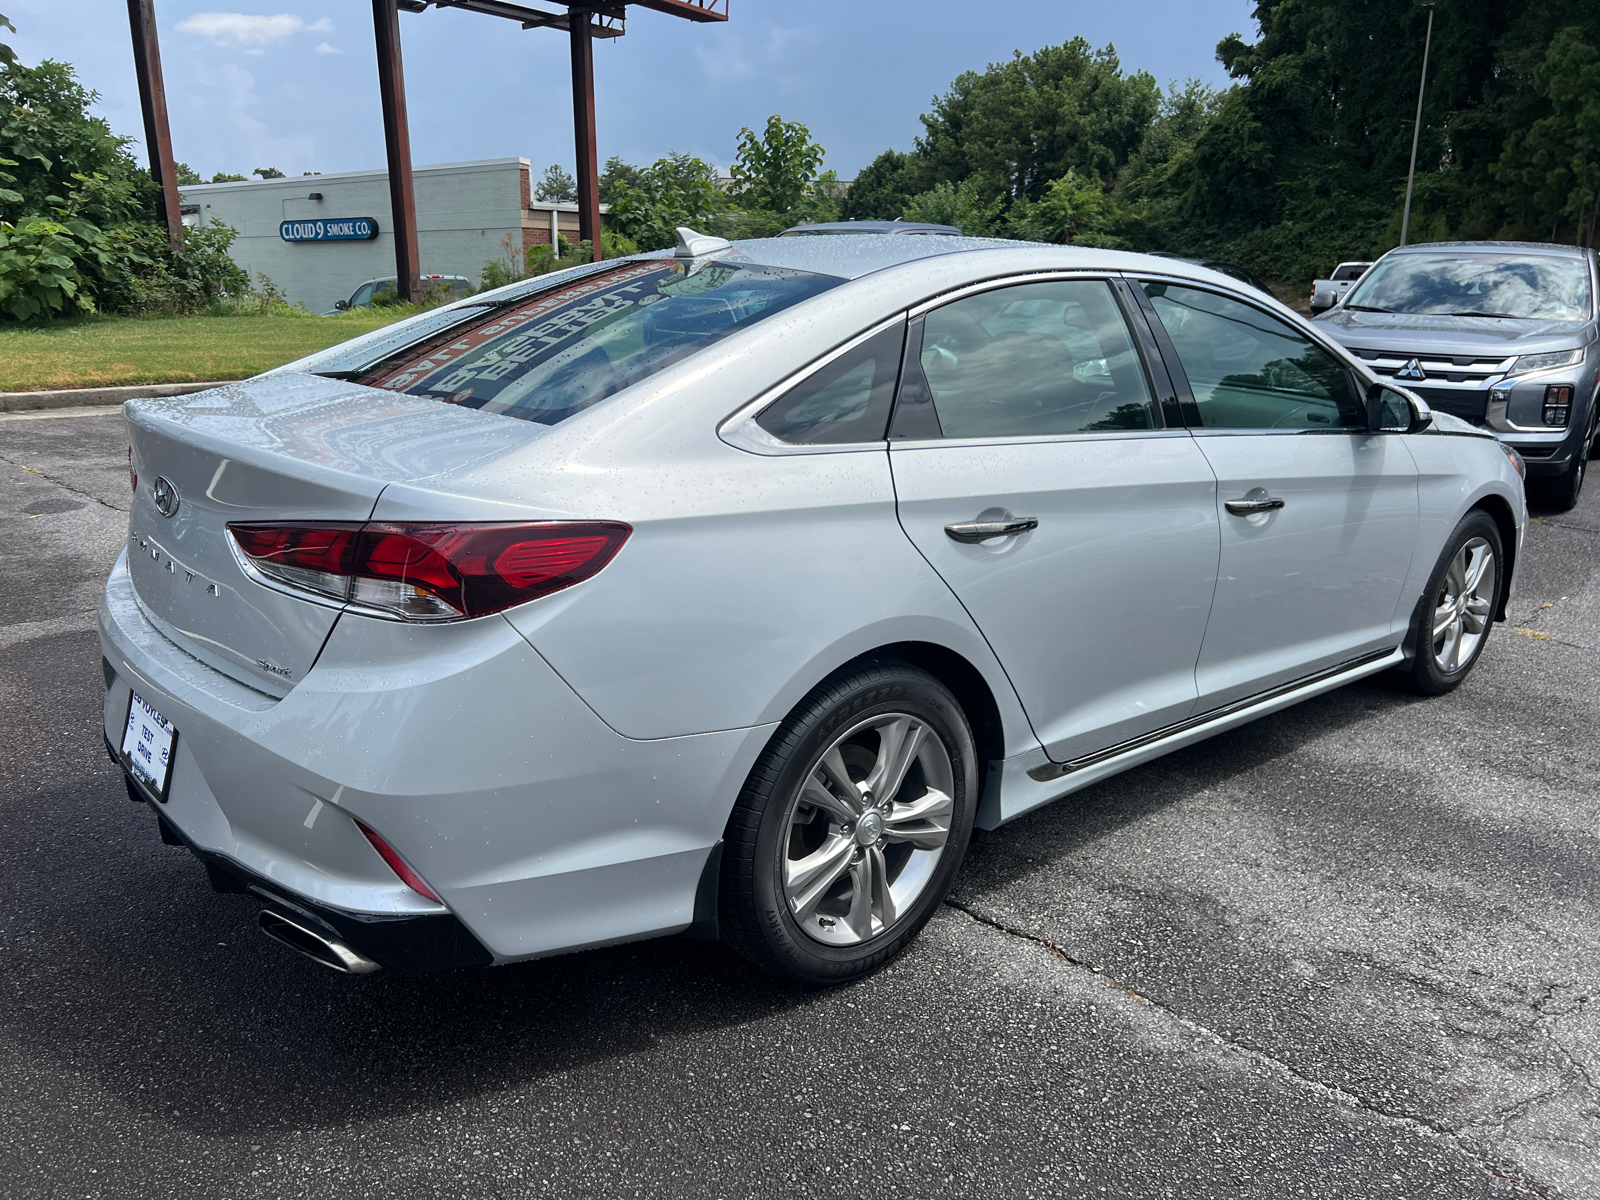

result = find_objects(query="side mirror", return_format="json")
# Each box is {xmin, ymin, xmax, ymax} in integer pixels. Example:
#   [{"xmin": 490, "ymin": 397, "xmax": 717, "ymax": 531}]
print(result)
[
  {"xmin": 333, "ymin": 299, "xmax": 348, "ymax": 311},
  {"xmin": 1367, "ymin": 381, "xmax": 1432, "ymax": 433}
]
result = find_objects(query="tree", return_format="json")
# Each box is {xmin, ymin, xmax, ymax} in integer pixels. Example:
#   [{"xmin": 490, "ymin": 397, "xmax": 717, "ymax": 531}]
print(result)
[
  {"xmin": 606, "ymin": 152, "xmax": 724, "ymax": 251},
  {"xmin": 252, "ymin": 166, "xmax": 284, "ymax": 180},
  {"xmin": 914, "ymin": 40, "xmax": 1159, "ymax": 204},
  {"xmin": 841, "ymin": 149, "xmax": 926, "ymax": 220},
  {"xmin": 0, "ymin": 57, "xmax": 153, "ymax": 224},
  {"xmin": 598, "ymin": 155, "xmax": 642, "ymax": 205},
  {"xmin": 1009, "ymin": 170, "xmax": 1116, "ymax": 243},
  {"xmin": 210, "ymin": 171, "xmax": 245, "ymax": 183},
  {"xmin": 1494, "ymin": 26, "xmax": 1600, "ymax": 244},
  {"xmin": 535, "ymin": 162, "xmax": 575, "ymax": 203},
  {"xmin": 172, "ymin": 161, "xmax": 202, "ymax": 186},
  {"xmin": 902, "ymin": 178, "xmax": 1001, "ymax": 236},
  {"xmin": 730, "ymin": 114, "xmax": 825, "ymax": 215}
]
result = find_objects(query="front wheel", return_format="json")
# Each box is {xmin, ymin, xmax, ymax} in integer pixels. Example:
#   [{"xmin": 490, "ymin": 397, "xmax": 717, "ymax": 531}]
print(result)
[
  {"xmin": 1392, "ymin": 510, "xmax": 1503, "ymax": 696},
  {"xmin": 1534, "ymin": 410, "xmax": 1596, "ymax": 512},
  {"xmin": 719, "ymin": 659, "xmax": 977, "ymax": 985}
]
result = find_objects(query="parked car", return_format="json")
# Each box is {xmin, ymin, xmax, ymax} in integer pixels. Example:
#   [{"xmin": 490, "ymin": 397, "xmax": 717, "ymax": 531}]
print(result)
[
  {"xmin": 1317, "ymin": 240, "xmax": 1598, "ymax": 509},
  {"xmin": 1146, "ymin": 252, "xmax": 1273, "ymax": 296},
  {"xmin": 105, "ymin": 232, "xmax": 1525, "ymax": 986},
  {"xmin": 328, "ymin": 274, "xmax": 473, "ymax": 313},
  {"xmin": 780, "ymin": 220, "xmax": 963, "ymax": 236},
  {"xmin": 1310, "ymin": 261, "xmax": 1373, "ymax": 312}
]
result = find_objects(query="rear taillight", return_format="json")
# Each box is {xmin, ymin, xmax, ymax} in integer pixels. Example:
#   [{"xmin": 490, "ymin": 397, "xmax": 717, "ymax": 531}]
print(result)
[
  {"xmin": 355, "ymin": 820, "xmax": 442, "ymax": 903},
  {"xmin": 228, "ymin": 520, "xmax": 630, "ymax": 620}
]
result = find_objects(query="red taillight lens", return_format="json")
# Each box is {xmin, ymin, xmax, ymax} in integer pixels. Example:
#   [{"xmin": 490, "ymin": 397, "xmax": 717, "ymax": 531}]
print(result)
[
  {"xmin": 230, "ymin": 523, "xmax": 361, "ymax": 574},
  {"xmin": 228, "ymin": 520, "xmax": 630, "ymax": 620},
  {"xmin": 354, "ymin": 820, "xmax": 442, "ymax": 903}
]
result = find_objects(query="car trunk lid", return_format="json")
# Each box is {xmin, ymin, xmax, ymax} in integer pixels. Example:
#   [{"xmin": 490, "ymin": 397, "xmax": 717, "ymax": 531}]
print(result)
[{"xmin": 124, "ymin": 372, "xmax": 542, "ymax": 696}]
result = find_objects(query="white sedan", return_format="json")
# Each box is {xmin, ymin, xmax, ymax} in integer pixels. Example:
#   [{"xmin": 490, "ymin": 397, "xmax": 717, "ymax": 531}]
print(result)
[{"xmin": 102, "ymin": 230, "xmax": 1526, "ymax": 984}]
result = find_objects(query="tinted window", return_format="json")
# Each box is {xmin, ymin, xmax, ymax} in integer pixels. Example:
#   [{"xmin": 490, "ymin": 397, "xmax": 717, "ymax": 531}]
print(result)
[
  {"xmin": 348, "ymin": 282, "xmax": 376, "ymax": 307},
  {"xmin": 1331, "ymin": 264, "xmax": 1367, "ymax": 282},
  {"xmin": 338, "ymin": 259, "xmax": 842, "ymax": 426},
  {"xmin": 1345, "ymin": 252, "xmax": 1590, "ymax": 320},
  {"xmin": 1143, "ymin": 283, "xmax": 1362, "ymax": 430},
  {"xmin": 756, "ymin": 323, "xmax": 903, "ymax": 445},
  {"xmin": 916, "ymin": 280, "xmax": 1157, "ymax": 438}
]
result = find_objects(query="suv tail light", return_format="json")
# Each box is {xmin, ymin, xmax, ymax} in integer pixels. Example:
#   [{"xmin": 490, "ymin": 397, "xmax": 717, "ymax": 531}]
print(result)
[{"xmin": 228, "ymin": 520, "xmax": 630, "ymax": 620}]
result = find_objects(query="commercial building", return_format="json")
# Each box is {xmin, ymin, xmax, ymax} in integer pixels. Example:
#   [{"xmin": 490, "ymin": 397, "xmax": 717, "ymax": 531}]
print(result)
[{"xmin": 178, "ymin": 157, "xmax": 600, "ymax": 314}]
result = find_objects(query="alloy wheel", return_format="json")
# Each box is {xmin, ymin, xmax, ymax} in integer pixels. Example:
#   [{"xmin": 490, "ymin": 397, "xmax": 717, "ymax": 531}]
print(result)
[
  {"xmin": 1431, "ymin": 536, "xmax": 1497, "ymax": 672},
  {"xmin": 781, "ymin": 713, "xmax": 955, "ymax": 947}
]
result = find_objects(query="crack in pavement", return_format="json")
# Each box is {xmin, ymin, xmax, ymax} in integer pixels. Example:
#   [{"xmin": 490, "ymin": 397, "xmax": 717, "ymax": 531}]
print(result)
[
  {"xmin": 0, "ymin": 454, "xmax": 128, "ymax": 514},
  {"xmin": 945, "ymin": 898, "xmax": 1561, "ymax": 1199}
]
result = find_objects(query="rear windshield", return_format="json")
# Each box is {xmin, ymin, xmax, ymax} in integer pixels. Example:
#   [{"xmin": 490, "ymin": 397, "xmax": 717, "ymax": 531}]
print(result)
[
  {"xmin": 320, "ymin": 258, "xmax": 841, "ymax": 425},
  {"xmin": 1344, "ymin": 252, "xmax": 1591, "ymax": 320}
]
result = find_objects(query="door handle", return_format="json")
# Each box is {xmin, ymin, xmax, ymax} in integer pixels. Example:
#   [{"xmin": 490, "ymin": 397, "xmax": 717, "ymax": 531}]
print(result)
[
  {"xmin": 944, "ymin": 517, "xmax": 1039, "ymax": 543},
  {"xmin": 1224, "ymin": 496, "xmax": 1286, "ymax": 515}
]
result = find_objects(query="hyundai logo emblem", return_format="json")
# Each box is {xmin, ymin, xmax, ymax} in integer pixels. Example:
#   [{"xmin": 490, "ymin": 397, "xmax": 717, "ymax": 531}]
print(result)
[
  {"xmin": 1395, "ymin": 358, "xmax": 1427, "ymax": 382},
  {"xmin": 152, "ymin": 476, "xmax": 180, "ymax": 518}
]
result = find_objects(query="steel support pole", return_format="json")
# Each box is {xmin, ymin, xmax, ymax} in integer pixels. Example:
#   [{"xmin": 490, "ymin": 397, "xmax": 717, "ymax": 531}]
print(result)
[
  {"xmin": 372, "ymin": 0, "xmax": 422, "ymax": 301},
  {"xmin": 1399, "ymin": 4, "xmax": 1435, "ymax": 248},
  {"xmin": 569, "ymin": 8, "xmax": 602, "ymax": 261},
  {"xmin": 126, "ymin": 0, "xmax": 184, "ymax": 254}
]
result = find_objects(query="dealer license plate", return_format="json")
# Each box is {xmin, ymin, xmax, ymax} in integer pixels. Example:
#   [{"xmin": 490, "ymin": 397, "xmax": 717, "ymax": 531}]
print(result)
[{"xmin": 122, "ymin": 689, "xmax": 177, "ymax": 800}]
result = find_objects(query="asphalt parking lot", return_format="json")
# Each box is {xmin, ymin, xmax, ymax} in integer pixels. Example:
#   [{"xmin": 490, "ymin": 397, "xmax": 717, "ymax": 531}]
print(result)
[{"xmin": 2, "ymin": 405, "xmax": 1597, "ymax": 1200}]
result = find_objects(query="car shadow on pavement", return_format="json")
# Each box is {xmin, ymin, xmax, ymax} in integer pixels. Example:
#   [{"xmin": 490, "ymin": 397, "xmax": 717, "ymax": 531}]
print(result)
[{"xmin": 953, "ymin": 674, "xmax": 1418, "ymax": 899}]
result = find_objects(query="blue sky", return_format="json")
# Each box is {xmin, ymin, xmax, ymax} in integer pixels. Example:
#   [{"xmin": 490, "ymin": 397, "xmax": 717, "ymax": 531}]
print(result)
[{"xmin": 10, "ymin": 1, "xmax": 1257, "ymax": 180}]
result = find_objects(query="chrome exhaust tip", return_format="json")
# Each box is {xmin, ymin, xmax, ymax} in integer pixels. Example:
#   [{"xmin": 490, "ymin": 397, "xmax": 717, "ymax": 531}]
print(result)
[{"xmin": 258, "ymin": 911, "xmax": 381, "ymax": 975}]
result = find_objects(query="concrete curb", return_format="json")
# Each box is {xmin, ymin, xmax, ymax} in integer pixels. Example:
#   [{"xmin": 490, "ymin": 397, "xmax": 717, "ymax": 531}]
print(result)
[{"xmin": 0, "ymin": 381, "xmax": 230, "ymax": 414}]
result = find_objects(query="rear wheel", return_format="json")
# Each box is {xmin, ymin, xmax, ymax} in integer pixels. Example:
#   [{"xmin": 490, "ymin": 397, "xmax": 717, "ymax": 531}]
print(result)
[
  {"xmin": 719, "ymin": 659, "xmax": 976, "ymax": 985},
  {"xmin": 1392, "ymin": 511, "xmax": 1503, "ymax": 696}
]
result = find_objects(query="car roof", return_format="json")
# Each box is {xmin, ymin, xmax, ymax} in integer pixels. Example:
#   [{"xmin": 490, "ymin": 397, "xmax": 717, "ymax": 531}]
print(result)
[
  {"xmin": 780, "ymin": 221, "xmax": 964, "ymax": 236},
  {"xmin": 653, "ymin": 235, "xmax": 1282, "ymax": 293},
  {"xmin": 1387, "ymin": 241, "xmax": 1592, "ymax": 259}
]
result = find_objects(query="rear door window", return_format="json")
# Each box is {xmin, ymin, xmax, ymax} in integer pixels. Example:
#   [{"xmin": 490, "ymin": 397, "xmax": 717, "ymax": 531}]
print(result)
[
  {"xmin": 326, "ymin": 259, "xmax": 843, "ymax": 426},
  {"xmin": 907, "ymin": 279, "xmax": 1158, "ymax": 438}
]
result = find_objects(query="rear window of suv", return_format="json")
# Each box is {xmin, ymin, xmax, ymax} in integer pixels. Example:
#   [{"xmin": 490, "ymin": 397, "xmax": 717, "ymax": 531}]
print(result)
[{"xmin": 310, "ymin": 258, "xmax": 842, "ymax": 426}]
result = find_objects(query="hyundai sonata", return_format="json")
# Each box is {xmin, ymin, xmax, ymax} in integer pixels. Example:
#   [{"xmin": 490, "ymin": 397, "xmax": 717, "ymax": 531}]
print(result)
[{"xmin": 103, "ymin": 230, "xmax": 1526, "ymax": 984}]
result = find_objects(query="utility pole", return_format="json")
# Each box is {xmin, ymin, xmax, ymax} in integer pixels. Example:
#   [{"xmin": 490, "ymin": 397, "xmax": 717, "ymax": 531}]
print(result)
[
  {"xmin": 372, "ymin": 0, "xmax": 421, "ymax": 303},
  {"xmin": 1399, "ymin": 0, "xmax": 1436, "ymax": 247},
  {"xmin": 125, "ymin": 0, "xmax": 184, "ymax": 254},
  {"xmin": 569, "ymin": 6, "xmax": 602, "ymax": 261}
]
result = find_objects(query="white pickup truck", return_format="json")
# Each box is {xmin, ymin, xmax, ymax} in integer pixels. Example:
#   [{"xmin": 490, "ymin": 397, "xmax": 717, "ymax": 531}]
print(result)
[{"xmin": 1309, "ymin": 261, "xmax": 1372, "ymax": 312}]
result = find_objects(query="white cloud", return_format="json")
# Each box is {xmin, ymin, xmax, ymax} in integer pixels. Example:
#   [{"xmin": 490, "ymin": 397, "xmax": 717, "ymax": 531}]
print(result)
[
  {"xmin": 313, "ymin": 42, "xmax": 341, "ymax": 55},
  {"xmin": 175, "ymin": 13, "xmax": 327, "ymax": 48}
]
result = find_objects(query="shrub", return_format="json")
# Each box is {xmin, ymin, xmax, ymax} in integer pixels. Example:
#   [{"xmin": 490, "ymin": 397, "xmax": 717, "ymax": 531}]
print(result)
[{"xmin": 0, "ymin": 216, "xmax": 84, "ymax": 319}]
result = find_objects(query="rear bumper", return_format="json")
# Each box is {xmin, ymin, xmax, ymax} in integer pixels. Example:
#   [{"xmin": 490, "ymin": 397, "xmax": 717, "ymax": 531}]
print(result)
[
  {"xmin": 114, "ymin": 756, "xmax": 491, "ymax": 973},
  {"xmin": 99, "ymin": 550, "xmax": 775, "ymax": 968}
]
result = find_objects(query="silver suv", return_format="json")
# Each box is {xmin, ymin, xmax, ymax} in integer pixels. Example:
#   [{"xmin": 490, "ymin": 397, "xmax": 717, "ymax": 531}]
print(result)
[{"xmin": 1317, "ymin": 241, "xmax": 1598, "ymax": 509}]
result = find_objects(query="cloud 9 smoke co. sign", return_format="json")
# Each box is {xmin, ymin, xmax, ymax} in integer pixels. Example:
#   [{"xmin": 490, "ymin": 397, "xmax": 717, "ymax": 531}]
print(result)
[{"xmin": 280, "ymin": 217, "xmax": 379, "ymax": 242}]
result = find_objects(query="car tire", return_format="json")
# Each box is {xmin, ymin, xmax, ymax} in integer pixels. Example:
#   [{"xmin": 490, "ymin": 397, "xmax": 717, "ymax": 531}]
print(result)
[
  {"xmin": 1535, "ymin": 410, "xmax": 1596, "ymax": 512},
  {"xmin": 1392, "ymin": 511, "xmax": 1504, "ymax": 697},
  {"xmin": 719, "ymin": 658, "xmax": 977, "ymax": 986}
]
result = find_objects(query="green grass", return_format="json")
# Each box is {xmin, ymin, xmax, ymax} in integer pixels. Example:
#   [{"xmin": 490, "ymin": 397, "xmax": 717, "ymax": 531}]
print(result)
[{"xmin": 0, "ymin": 311, "xmax": 410, "ymax": 392}]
